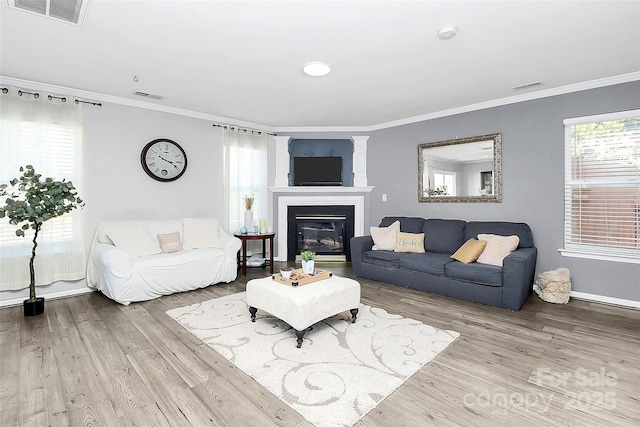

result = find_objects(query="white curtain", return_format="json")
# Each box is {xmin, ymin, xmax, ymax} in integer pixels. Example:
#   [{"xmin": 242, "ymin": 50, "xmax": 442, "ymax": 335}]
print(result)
[
  {"xmin": 0, "ymin": 87, "xmax": 85, "ymax": 291},
  {"xmin": 222, "ymin": 126, "xmax": 268, "ymax": 238}
]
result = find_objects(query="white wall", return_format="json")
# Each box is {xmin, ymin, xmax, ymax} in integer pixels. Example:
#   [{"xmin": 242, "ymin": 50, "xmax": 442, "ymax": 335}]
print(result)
[{"xmin": 0, "ymin": 102, "xmax": 225, "ymax": 304}]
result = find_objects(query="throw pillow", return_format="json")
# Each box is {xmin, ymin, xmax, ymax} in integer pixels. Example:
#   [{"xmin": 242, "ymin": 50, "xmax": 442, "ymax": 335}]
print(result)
[
  {"xmin": 370, "ymin": 220, "xmax": 400, "ymax": 251},
  {"xmin": 108, "ymin": 224, "xmax": 161, "ymax": 259},
  {"xmin": 451, "ymin": 238, "xmax": 487, "ymax": 263},
  {"xmin": 157, "ymin": 231, "xmax": 183, "ymax": 254},
  {"xmin": 476, "ymin": 234, "xmax": 520, "ymax": 267},
  {"xmin": 394, "ymin": 232, "xmax": 425, "ymax": 253},
  {"xmin": 183, "ymin": 218, "xmax": 219, "ymax": 249}
]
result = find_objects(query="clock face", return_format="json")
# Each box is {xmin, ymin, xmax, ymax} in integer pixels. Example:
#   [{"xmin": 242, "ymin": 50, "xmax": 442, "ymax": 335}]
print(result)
[{"xmin": 141, "ymin": 139, "xmax": 187, "ymax": 182}]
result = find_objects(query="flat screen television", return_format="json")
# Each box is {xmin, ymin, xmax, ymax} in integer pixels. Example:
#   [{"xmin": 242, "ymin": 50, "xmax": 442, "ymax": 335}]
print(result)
[{"xmin": 293, "ymin": 156, "xmax": 342, "ymax": 186}]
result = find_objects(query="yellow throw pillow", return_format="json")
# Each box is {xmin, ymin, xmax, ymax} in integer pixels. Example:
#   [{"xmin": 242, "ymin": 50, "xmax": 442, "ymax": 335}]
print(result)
[
  {"xmin": 394, "ymin": 232, "xmax": 425, "ymax": 253},
  {"xmin": 476, "ymin": 234, "xmax": 520, "ymax": 267},
  {"xmin": 157, "ymin": 231, "xmax": 183, "ymax": 254},
  {"xmin": 451, "ymin": 238, "xmax": 487, "ymax": 264}
]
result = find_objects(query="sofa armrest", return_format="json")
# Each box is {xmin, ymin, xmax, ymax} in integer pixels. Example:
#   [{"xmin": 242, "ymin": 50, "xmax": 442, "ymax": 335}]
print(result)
[
  {"xmin": 350, "ymin": 235, "xmax": 374, "ymax": 277},
  {"xmin": 95, "ymin": 243, "xmax": 133, "ymax": 278},
  {"xmin": 219, "ymin": 233, "xmax": 242, "ymax": 260},
  {"xmin": 502, "ymin": 247, "xmax": 538, "ymax": 310}
]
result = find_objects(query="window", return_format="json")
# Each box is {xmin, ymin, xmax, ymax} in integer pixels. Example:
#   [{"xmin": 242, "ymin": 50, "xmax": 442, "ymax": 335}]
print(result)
[
  {"xmin": 0, "ymin": 87, "xmax": 86, "ymax": 290},
  {"xmin": 222, "ymin": 127, "xmax": 268, "ymax": 235},
  {"xmin": 434, "ymin": 171, "xmax": 456, "ymax": 196},
  {"xmin": 562, "ymin": 110, "xmax": 639, "ymax": 263}
]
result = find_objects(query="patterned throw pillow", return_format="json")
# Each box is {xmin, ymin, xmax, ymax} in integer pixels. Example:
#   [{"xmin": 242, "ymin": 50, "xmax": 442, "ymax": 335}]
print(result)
[
  {"xmin": 370, "ymin": 220, "xmax": 400, "ymax": 251},
  {"xmin": 451, "ymin": 238, "xmax": 487, "ymax": 263},
  {"xmin": 394, "ymin": 231, "xmax": 425, "ymax": 253},
  {"xmin": 157, "ymin": 231, "xmax": 183, "ymax": 254}
]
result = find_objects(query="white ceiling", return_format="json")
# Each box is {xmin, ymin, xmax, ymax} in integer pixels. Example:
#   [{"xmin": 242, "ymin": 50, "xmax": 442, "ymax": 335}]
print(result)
[{"xmin": 1, "ymin": 1, "xmax": 639, "ymax": 131}]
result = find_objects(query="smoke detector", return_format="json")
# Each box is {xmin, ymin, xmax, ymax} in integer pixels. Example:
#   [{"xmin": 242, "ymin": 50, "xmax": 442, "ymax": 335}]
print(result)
[{"xmin": 438, "ymin": 26, "xmax": 457, "ymax": 40}]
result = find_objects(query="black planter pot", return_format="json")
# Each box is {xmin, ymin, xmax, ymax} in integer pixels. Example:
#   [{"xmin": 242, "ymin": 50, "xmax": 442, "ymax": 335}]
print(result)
[{"xmin": 23, "ymin": 297, "xmax": 45, "ymax": 316}]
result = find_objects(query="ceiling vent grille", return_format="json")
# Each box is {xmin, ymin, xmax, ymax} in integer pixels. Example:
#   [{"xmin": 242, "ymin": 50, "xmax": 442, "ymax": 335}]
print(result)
[
  {"xmin": 8, "ymin": 0, "xmax": 88, "ymax": 26},
  {"xmin": 512, "ymin": 81, "xmax": 543, "ymax": 91},
  {"xmin": 133, "ymin": 91, "xmax": 165, "ymax": 100}
]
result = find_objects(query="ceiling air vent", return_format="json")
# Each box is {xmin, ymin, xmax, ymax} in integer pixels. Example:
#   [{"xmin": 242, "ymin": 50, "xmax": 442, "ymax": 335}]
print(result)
[
  {"xmin": 133, "ymin": 91, "xmax": 165, "ymax": 100},
  {"xmin": 8, "ymin": 0, "xmax": 88, "ymax": 26}
]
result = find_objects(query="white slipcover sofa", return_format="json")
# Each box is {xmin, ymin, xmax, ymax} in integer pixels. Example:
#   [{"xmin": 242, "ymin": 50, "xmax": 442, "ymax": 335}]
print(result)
[{"xmin": 87, "ymin": 218, "xmax": 241, "ymax": 305}]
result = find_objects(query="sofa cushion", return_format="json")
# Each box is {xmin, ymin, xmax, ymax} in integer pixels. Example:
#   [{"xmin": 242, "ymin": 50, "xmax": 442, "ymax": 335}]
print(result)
[
  {"xmin": 465, "ymin": 221, "xmax": 533, "ymax": 248},
  {"xmin": 370, "ymin": 220, "xmax": 400, "ymax": 250},
  {"xmin": 445, "ymin": 261, "xmax": 503, "ymax": 287},
  {"xmin": 108, "ymin": 224, "xmax": 162, "ymax": 259},
  {"xmin": 362, "ymin": 250, "xmax": 401, "ymax": 269},
  {"xmin": 398, "ymin": 252, "xmax": 453, "ymax": 276},
  {"xmin": 379, "ymin": 216, "xmax": 425, "ymax": 234},
  {"xmin": 183, "ymin": 218, "xmax": 220, "ymax": 249},
  {"xmin": 394, "ymin": 232, "xmax": 425, "ymax": 253},
  {"xmin": 422, "ymin": 219, "xmax": 467, "ymax": 254}
]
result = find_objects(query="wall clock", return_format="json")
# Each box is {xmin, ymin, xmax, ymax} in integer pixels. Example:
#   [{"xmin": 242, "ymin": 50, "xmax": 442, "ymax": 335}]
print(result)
[{"xmin": 140, "ymin": 138, "xmax": 187, "ymax": 182}]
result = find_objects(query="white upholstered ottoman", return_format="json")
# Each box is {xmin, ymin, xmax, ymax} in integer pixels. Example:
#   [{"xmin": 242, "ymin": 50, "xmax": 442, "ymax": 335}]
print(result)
[{"xmin": 246, "ymin": 274, "xmax": 361, "ymax": 348}]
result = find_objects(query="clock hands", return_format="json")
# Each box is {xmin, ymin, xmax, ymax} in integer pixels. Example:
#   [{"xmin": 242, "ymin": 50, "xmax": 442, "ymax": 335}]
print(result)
[{"xmin": 159, "ymin": 155, "xmax": 179, "ymax": 168}]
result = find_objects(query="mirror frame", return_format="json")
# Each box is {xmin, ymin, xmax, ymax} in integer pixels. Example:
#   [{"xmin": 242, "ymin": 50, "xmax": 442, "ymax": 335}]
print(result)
[{"xmin": 418, "ymin": 133, "xmax": 502, "ymax": 203}]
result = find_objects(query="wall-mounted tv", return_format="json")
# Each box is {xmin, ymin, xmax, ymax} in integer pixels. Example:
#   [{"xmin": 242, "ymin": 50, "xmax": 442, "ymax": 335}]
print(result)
[{"xmin": 293, "ymin": 156, "xmax": 342, "ymax": 186}]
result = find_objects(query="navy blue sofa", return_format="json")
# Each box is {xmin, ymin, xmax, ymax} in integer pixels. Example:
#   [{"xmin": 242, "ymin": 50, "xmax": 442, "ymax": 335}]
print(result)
[{"xmin": 350, "ymin": 217, "xmax": 537, "ymax": 310}]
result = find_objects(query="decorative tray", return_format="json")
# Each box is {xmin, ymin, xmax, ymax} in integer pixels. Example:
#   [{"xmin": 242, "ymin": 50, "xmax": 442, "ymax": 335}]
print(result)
[{"xmin": 272, "ymin": 268, "xmax": 332, "ymax": 287}]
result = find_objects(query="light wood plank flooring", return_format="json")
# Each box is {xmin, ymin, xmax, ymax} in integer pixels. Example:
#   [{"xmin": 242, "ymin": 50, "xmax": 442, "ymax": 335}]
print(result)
[{"xmin": 1, "ymin": 263, "xmax": 639, "ymax": 426}]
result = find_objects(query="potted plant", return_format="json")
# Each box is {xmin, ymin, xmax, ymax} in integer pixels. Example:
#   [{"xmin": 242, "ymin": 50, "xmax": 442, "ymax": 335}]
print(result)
[
  {"xmin": 300, "ymin": 250, "xmax": 316, "ymax": 274},
  {"xmin": 0, "ymin": 165, "xmax": 84, "ymax": 316}
]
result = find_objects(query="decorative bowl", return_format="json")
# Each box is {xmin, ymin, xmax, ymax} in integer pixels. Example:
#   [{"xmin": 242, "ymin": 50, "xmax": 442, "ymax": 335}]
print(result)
[{"xmin": 280, "ymin": 268, "xmax": 294, "ymax": 279}]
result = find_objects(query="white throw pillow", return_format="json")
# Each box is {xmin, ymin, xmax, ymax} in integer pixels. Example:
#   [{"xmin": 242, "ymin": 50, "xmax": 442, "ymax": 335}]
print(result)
[
  {"xmin": 370, "ymin": 220, "xmax": 400, "ymax": 251},
  {"xmin": 108, "ymin": 224, "xmax": 161, "ymax": 259},
  {"xmin": 476, "ymin": 234, "xmax": 520, "ymax": 267},
  {"xmin": 183, "ymin": 218, "xmax": 219, "ymax": 249}
]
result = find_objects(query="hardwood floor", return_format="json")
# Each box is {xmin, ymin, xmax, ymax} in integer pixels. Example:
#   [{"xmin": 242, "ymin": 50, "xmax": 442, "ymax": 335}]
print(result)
[{"xmin": 1, "ymin": 263, "xmax": 639, "ymax": 426}]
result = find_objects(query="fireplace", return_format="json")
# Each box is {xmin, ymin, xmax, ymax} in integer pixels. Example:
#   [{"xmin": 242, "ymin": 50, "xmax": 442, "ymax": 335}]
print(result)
[{"xmin": 287, "ymin": 205, "xmax": 354, "ymax": 261}]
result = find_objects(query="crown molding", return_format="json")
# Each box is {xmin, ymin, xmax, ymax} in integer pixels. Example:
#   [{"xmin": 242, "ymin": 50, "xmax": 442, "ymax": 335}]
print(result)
[
  {"xmin": 3, "ymin": 72, "xmax": 639, "ymax": 134},
  {"xmin": 0, "ymin": 76, "xmax": 273, "ymax": 132}
]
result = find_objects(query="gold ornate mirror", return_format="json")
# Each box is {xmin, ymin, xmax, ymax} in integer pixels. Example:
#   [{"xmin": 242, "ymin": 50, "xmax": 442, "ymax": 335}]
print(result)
[{"xmin": 418, "ymin": 133, "xmax": 502, "ymax": 203}]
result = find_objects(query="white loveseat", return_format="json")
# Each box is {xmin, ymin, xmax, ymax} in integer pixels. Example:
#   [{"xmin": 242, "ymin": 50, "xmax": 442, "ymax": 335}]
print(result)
[{"xmin": 87, "ymin": 218, "xmax": 241, "ymax": 305}]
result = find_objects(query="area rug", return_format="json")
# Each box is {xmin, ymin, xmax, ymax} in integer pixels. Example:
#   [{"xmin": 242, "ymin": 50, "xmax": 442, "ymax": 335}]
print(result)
[{"xmin": 166, "ymin": 292, "xmax": 459, "ymax": 427}]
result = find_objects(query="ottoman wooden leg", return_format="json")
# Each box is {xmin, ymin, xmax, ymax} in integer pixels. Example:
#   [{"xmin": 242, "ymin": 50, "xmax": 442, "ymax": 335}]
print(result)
[
  {"xmin": 295, "ymin": 329, "xmax": 305, "ymax": 348},
  {"xmin": 249, "ymin": 306, "xmax": 257, "ymax": 322},
  {"xmin": 350, "ymin": 308, "xmax": 359, "ymax": 323}
]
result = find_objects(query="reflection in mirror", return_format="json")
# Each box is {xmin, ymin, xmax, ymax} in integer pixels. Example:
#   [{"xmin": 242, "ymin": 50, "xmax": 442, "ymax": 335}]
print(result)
[{"xmin": 418, "ymin": 133, "xmax": 502, "ymax": 202}]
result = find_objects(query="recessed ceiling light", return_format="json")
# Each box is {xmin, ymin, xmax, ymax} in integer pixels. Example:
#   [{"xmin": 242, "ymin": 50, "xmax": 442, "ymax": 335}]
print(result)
[
  {"xmin": 303, "ymin": 62, "xmax": 331, "ymax": 77},
  {"xmin": 438, "ymin": 26, "xmax": 457, "ymax": 40}
]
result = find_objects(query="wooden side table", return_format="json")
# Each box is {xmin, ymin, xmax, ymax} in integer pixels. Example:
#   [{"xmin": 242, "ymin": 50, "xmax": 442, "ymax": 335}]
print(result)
[{"xmin": 233, "ymin": 232, "xmax": 275, "ymax": 277}]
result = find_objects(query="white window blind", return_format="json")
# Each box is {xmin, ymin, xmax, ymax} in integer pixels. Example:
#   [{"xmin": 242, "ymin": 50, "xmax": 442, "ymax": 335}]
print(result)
[
  {"xmin": 0, "ymin": 87, "xmax": 86, "ymax": 290},
  {"xmin": 563, "ymin": 110, "xmax": 640, "ymax": 263}
]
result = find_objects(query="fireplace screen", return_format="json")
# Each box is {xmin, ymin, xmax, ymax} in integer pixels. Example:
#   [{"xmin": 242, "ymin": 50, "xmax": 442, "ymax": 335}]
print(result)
[{"xmin": 296, "ymin": 215, "xmax": 346, "ymax": 256}]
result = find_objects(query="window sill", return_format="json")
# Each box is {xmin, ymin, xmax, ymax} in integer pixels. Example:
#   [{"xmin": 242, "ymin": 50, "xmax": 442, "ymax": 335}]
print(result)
[{"xmin": 559, "ymin": 249, "xmax": 640, "ymax": 265}]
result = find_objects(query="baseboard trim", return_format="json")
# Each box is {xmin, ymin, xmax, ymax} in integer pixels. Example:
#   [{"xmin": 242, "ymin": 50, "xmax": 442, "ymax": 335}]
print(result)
[
  {"xmin": 0, "ymin": 287, "xmax": 95, "ymax": 308},
  {"xmin": 534, "ymin": 285, "xmax": 639, "ymax": 309}
]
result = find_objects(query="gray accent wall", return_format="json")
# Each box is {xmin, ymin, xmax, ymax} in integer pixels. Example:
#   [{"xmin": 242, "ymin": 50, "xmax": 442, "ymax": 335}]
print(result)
[{"xmin": 286, "ymin": 82, "xmax": 640, "ymax": 303}]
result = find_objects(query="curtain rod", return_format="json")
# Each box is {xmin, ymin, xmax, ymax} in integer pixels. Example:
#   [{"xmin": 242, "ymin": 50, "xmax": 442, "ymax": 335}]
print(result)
[
  {"xmin": 0, "ymin": 87, "xmax": 101, "ymax": 107},
  {"xmin": 212, "ymin": 123, "xmax": 276, "ymax": 136}
]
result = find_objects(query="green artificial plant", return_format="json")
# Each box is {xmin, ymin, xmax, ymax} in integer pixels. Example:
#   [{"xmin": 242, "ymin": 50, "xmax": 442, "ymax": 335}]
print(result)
[
  {"xmin": 0, "ymin": 165, "xmax": 84, "ymax": 303},
  {"xmin": 300, "ymin": 250, "xmax": 316, "ymax": 261}
]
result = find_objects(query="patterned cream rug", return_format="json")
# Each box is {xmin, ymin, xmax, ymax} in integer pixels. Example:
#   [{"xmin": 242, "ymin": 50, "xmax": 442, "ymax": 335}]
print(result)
[{"xmin": 166, "ymin": 292, "xmax": 459, "ymax": 427}]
